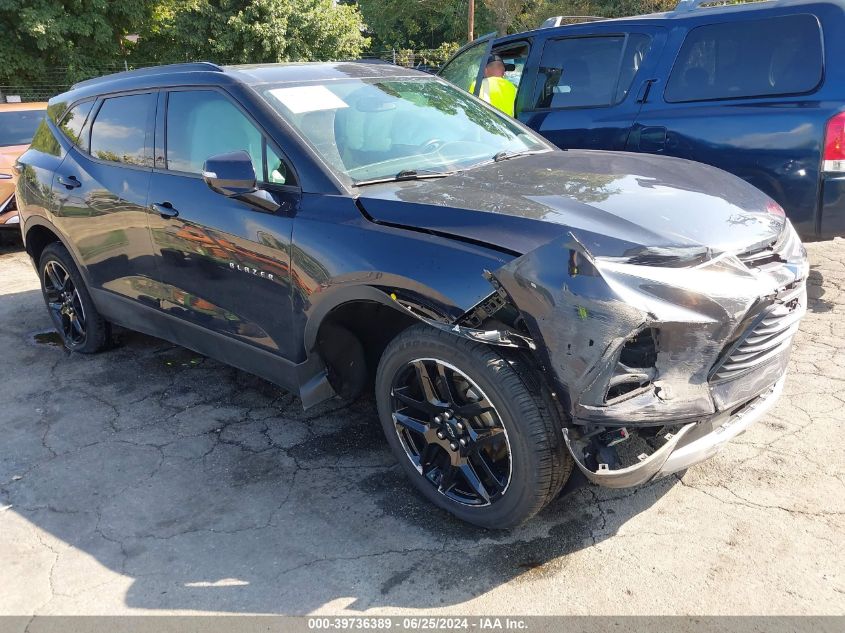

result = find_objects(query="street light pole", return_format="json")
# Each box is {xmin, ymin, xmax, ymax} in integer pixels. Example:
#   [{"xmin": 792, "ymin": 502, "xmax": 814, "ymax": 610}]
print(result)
[{"xmin": 468, "ymin": 0, "xmax": 475, "ymax": 42}]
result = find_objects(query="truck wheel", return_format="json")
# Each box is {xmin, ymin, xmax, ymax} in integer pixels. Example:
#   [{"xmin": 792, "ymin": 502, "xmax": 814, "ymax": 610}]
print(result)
[
  {"xmin": 375, "ymin": 324, "xmax": 572, "ymax": 529},
  {"xmin": 39, "ymin": 242, "xmax": 110, "ymax": 353}
]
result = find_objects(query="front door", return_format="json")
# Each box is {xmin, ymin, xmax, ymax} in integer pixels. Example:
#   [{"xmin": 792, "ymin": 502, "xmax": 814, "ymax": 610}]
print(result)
[
  {"xmin": 438, "ymin": 33, "xmax": 497, "ymax": 97},
  {"xmin": 146, "ymin": 88, "xmax": 301, "ymax": 362}
]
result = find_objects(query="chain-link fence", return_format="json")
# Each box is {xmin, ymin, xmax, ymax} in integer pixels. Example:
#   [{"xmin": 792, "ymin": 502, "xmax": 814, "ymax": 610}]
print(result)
[{"xmin": 0, "ymin": 48, "xmax": 458, "ymax": 103}]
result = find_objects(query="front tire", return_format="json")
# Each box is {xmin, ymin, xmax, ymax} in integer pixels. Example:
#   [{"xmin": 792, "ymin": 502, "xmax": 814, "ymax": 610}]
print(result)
[
  {"xmin": 39, "ymin": 242, "xmax": 110, "ymax": 353},
  {"xmin": 375, "ymin": 325, "xmax": 572, "ymax": 529}
]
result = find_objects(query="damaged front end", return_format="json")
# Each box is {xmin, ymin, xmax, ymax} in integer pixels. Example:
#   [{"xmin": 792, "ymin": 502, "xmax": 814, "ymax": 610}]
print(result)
[{"xmin": 489, "ymin": 221, "xmax": 808, "ymax": 488}]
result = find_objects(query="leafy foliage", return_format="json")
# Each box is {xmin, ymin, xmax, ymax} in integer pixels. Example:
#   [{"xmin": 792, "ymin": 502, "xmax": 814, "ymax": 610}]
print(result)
[
  {"xmin": 0, "ymin": 0, "xmax": 154, "ymax": 88},
  {"xmin": 357, "ymin": 0, "xmax": 471, "ymax": 50},
  {"xmin": 136, "ymin": 0, "xmax": 369, "ymax": 64}
]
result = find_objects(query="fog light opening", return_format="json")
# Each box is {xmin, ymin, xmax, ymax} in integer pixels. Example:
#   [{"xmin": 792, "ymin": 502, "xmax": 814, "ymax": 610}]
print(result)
[{"xmin": 605, "ymin": 328, "xmax": 659, "ymax": 403}]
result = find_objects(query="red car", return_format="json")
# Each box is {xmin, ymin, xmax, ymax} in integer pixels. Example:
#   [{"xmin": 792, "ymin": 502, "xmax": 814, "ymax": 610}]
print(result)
[{"xmin": 1, "ymin": 102, "xmax": 47, "ymax": 232}]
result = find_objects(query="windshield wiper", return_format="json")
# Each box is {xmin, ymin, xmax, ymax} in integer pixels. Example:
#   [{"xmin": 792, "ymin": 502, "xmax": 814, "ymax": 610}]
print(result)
[
  {"xmin": 492, "ymin": 149, "xmax": 546, "ymax": 162},
  {"xmin": 354, "ymin": 168, "xmax": 455, "ymax": 187}
]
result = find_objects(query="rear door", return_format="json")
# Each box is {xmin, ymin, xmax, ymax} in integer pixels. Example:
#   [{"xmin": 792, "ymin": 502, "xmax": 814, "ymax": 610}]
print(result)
[
  {"xmin": 631, "ymin": 12, "xmax": 827, "ymax": 237},
  {"xmin": 517, "ymin": 24, "xmax": 667, "ymax": 151},
  {"xmin": 146, "ymin": 87, "xmax": 301, "ymax": 362},
  {"xmin": 52, "ymin": 92, "xmax": 160, "ymax": 303}
]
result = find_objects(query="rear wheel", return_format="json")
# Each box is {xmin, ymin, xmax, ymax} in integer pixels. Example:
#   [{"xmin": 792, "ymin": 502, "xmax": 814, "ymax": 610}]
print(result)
[
  {"xmin": 375, "ymin": 325, "xmax": 572, "ymax": 529},
  {"xmin": 39, "ymin": 242, "xmax": 110, "ymax": 353}
]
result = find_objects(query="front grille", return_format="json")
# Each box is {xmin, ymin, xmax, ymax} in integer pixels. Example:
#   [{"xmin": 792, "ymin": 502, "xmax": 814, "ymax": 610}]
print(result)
[{"xmin": 711, "ymin": 283, "xmax": 804, "ymax": 383}]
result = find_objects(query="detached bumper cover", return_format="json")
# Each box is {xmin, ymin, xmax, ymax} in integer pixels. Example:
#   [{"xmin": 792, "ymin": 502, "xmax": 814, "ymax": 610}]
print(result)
[{"xmin": 562, "ymin": 376, "xmax": 784, "ymax": 488}]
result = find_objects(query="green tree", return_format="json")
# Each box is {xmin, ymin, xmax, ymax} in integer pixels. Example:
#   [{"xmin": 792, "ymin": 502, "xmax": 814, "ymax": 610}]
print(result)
[
  {"xmin": 357, "ymin": 0, "xmax": 470, "ymax": 50},
  {"xmin": 516, "ymin": 0, "xmax": 677, "ymax": 31},
  {"xmin": 136, "ymin": 0, "xmax": 369, "ymax": 64},
  {"xmin": 483, "ymin": 0, "xmax": 528, "ymax": 35},
  {"xmin": 0, "ymin": 0, "xmax": 153, "ymax": 89}
]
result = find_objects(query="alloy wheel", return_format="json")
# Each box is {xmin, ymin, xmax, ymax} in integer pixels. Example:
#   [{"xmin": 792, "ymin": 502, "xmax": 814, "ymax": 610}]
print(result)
[
  {"xmin": 389, "ymin": 358, "xmax": 512, "ymax": 506},
  {"xmin": 43, "ymin": 260, "xmax": 87, "ymax": 347}
]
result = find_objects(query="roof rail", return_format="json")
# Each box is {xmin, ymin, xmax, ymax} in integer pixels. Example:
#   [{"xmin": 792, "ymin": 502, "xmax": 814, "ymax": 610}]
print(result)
[
  {"xmin": 70, "ymin": 61, "xmax": 224, "ymax": 90},
  {"xmin": 674, "ymin": 0, "xmax": 772, "ymax": 12},
  {"xmin": 540, "ymin": 15, "xmax": 606, "ymax": 28}
]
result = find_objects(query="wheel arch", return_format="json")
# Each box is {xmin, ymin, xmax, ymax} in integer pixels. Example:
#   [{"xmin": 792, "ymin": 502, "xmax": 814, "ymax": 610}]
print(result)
[
  {"xmin": 305, "ymin": 286, "xmax": 421, "ymax": 400},
  {"xmin": 23, "ymin": 218, "xmax": 85, "ymax": 278}
]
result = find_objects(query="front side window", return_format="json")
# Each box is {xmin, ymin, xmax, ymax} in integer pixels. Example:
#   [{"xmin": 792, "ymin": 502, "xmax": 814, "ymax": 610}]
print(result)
[
  {"xmin": 260, "ymin": 77, "xmax": 548, "ymax": 185},
  {"xmin": 665, "ymin": 14, "xmax": 823, "ymax": 102},
  {"xmin": 165, "ymin": 90, "xmax": 292, "ymax": 185},
  {"xmin": 90, "ymin": 93, "xmax": 155, "ymax": 166},
  {"xmin": 532, "ymin": 36, "xmax": 634, "ymax": 109},
  {"xmin": 0, "ymin": 109, "xmax": 45, "ymax": 147}
]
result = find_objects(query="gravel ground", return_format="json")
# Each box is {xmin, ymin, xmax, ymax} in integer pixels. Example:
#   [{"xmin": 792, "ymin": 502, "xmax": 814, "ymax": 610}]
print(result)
[{"xmin": 0, "ymin": 237, "xmax": 843, "ymax": 616}]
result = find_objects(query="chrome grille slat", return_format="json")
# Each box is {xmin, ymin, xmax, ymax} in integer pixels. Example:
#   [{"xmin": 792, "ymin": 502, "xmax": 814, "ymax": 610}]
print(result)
[
  {"xmin": 730, "ymin": 324, "xmax": 799, "ymax": 360},
  {"xmin": 712, "ymin": 226, "xmax": 805, "ymax": 383}
]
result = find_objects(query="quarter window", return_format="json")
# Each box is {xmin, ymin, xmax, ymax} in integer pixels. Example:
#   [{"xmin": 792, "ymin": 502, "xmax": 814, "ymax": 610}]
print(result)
[
  {"xmin": 59, "ymin": 101, "xmax": 94, "ymax": 149},
  {"xmin": 532, "ymin": 34, "xmax": 651, "ymax": 109},
  {"xmin": 90, "ymin": 94, "xmax": 155, "ymax": 166},
  {"xmin": 165, "ymin": 90, "xmax": 293, "ymax": 185},
  {"xmin": 665, "ymin": 15, "xmax": 823, "ymax": 103}
]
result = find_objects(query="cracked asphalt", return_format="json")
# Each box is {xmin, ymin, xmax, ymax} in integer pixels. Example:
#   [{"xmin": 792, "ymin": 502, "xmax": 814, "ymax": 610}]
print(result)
[{"xmin": 0, "ymin": 237, "xmax": 843, "ymax": 616}]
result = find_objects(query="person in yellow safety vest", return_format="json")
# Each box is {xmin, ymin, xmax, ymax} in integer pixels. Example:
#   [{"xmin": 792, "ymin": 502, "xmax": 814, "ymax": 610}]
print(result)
[{"xmin": 469, "ymin": 55, "xmax": 517, "ymax": 117}]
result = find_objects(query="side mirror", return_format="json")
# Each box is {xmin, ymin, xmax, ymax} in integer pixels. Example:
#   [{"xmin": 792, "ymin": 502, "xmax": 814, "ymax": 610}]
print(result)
[{"xmin": 202, "ymin": 150, "xmax": 257, "ymax": 197}]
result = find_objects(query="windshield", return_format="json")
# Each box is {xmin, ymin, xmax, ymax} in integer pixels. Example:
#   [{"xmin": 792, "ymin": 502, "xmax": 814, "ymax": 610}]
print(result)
[
  {"xmin": 0, "ymin": 110, "xmax": 44, "ymax": 146},
  {"xmin": 260, "ymin": 77, "xmax": 548, "ymax": 185}
]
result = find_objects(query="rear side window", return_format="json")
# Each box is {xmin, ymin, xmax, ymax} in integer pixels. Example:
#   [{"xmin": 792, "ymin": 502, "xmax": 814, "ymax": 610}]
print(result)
[
  {"xmin": 665, "ymin": 14, "xmax": 823, "ymax": 102},
  {"xmin": 531, "ymin": 34, "xmax": 651, "ymax": 109},
  {"xmin": 90, "ymin": 93, "xmax": 155, "ymax": 166},
  {"xmin": 0, "ymin": 110, "xmax": 44, "ymax": 146},
  {"xmin": 58, "ymin": 101, "xmax": 95, "ymax": 148}
]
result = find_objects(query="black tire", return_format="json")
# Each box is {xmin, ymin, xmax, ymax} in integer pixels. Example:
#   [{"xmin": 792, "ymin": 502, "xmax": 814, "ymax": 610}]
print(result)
[
  {"xmin": 375, "ymin": 324, "xmax": 572, "ymax": 529},
  {"xmin": 38, "ymin": 242, "xmax": 110, "ymax": 353}
]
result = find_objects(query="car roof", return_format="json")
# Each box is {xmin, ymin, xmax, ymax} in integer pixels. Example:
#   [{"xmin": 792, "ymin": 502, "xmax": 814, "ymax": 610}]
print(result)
[
  {"xmin": 224, "ymin": 61, "xmax": 429, "ymax": 85},
  {"xmin": 511, "ymin": 0, "xmax": 843, "ymax": 40},
  {"xmin": 0, "ymin": 102, "xmax": 48, "ymax": 112},
  {"xmin": 58, "ymin": 60, "xmax": 431, "ymax": 103},
  {"xmin": 51, "ymin": 61, "xmax": 429, "ymax": 109}
]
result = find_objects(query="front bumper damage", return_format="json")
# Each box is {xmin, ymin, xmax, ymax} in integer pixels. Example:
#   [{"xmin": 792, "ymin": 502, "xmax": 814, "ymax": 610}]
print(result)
[{"xmin": 492, "ymin": 221, "xmax": 808, "ymax": 488}]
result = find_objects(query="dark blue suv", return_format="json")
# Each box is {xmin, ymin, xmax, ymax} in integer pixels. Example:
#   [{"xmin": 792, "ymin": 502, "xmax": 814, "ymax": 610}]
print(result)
[
  {"xmin": 440, "ymin": 0, "xmax": 845, "ymax": 239},
  {"xmin": 15, "ymin": 61, "xmax": 808, "ymax": 528}
]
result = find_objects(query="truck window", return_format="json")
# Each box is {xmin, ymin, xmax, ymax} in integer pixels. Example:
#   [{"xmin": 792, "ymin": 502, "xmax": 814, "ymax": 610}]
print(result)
[
  {"xmin": 665, "ymin": 14, "xmax": 823, "ymax": 102},
  {"xmin": 531, "ymin": 34, "xmax": 651, "ymax": 110}
]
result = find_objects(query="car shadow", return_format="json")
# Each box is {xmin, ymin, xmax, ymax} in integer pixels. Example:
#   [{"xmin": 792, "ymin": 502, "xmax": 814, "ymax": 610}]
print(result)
[
  {"xmin": 806, "ymin": 265, "xmax": 833, "ymax": 313},
  {"xmin": 0, "ymin": 288, "xmax": 676, "ymax": 614}
]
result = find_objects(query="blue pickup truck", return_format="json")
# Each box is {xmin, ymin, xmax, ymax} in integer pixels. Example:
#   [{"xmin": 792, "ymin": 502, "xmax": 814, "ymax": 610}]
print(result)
[{"xmin": 440, "ymin": 0, "xmax": 845, "ymax": 239}]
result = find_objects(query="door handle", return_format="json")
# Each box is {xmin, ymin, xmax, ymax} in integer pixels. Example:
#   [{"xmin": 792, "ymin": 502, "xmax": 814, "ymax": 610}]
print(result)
[
  {"xmin": 58, "ymin": 175, "xmax": 81, "ymax": 190},
  {"xmin": 152, "ymin": 202, "xmax": 179, "ymax": 219},
  {"xmin": 636, "ymin": 79, "xmax": 656, "ymax": 104}
]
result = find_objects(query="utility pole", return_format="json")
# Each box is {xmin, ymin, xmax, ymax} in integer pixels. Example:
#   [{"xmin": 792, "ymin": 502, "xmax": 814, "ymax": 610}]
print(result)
[{"xmin": 468, "ymin": 0, "xmax": 475, "ymax": 42}]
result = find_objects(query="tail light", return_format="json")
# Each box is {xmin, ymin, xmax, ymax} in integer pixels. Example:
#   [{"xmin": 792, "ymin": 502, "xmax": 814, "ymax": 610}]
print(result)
[{"xmin": 824, "ymin": 111, "xmax": 845, "ymax": 173}]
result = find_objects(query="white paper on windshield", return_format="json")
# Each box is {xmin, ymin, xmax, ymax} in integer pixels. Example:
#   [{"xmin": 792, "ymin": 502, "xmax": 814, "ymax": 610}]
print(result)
[{"xmin": 268, "ymin": 86, "xmax": 349, "ymax": 114}]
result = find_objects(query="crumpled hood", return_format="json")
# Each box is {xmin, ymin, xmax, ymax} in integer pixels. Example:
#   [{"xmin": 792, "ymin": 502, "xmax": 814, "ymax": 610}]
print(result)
[{"xmin": 357, "ymin": 150, "xmax": 786, "ymax": 258}]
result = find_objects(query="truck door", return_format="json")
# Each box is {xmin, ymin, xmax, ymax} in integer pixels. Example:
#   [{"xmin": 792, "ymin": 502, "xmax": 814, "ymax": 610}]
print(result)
[{"xmin": 518, "ymin": 25, "xmax": 667, "ymax": 151}]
